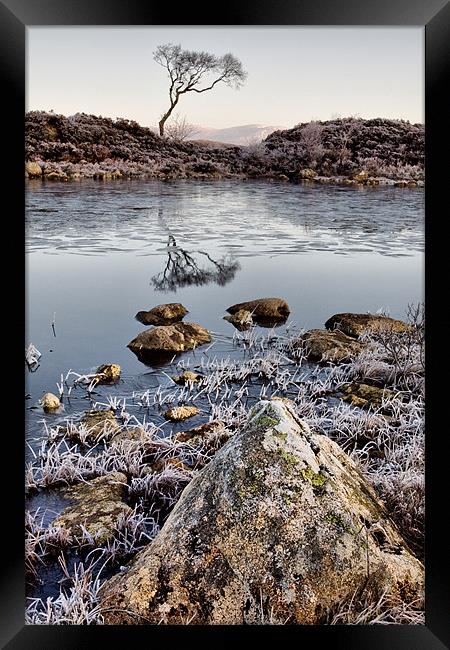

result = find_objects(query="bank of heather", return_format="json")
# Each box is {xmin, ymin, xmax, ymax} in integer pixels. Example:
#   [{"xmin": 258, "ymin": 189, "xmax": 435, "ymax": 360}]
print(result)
[{"xmin": 25, "ymin": 112, "xmax": 424, "ymax": 186}]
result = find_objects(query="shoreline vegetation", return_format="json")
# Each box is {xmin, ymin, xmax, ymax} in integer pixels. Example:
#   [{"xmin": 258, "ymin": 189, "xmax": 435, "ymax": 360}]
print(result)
[
  {"xmin": 25, "ymin": 302, "xmax": 425, "ymax": 625},
  {"xmin": 25, "ymin": 112, "xmax": 424, "ymax": 187}
]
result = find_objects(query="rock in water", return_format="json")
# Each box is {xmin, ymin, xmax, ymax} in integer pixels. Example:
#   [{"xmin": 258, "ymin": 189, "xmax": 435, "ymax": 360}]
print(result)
[
  {"xmin": 223, "ymin": 309, "xmax": 253, "ymax": 331},
  {"xmin": 135, "ymin": 303, "xmax": 189, "ymax": 326},
  {"xmin": 81, "ymin": 409, "xmax": 119, "ymax": 440},
  {"xmin": 41, "ymin": 392, "xmax": 60, "ymax": 412},
  {"xmin": 172, "ymin": 370, "xmax": 203, "ymax": 385},
  {"xmin": 226, "ymin": 298, "xmax": 290, "ymax": 321},
  {"xmin": 51, "ymin": 473, "xmax": 131, "ymax": 544},
  {"xmin": 164, "ymin": 405, "xmax": 200, "ymax": 422},
  {"xmin": 99, "ymin": 398, "xmax": 423, "ymax": 624},
  {"xmin": 127, "ymin": 323, "xmax": 211, "ymax": 358},
  {"xmin": 95, "ymin": 363, "xmax": 121, "ymax": 383},
  {"xmin": 325, "ymin": 313, "xmax": 409, "ymax": 338},
  {"xmin": 340, "ymin": 382, "xmax": 396, "ymax": 412},
  {"xmin": 298, "ymin": 329, "xmax": 363, "ymax": 363}
]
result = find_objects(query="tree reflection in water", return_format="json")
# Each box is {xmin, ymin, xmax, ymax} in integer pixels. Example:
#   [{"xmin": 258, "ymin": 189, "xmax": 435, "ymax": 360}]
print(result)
[{"xmin": 151, "ymin": 235, "xmax": 240, "ymax": 291}]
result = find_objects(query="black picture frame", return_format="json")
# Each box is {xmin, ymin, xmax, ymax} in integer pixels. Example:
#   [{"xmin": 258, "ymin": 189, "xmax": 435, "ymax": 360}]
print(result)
[{"xmin": 2, "ymin": 0, "xmax": 449, "ymax": 647}]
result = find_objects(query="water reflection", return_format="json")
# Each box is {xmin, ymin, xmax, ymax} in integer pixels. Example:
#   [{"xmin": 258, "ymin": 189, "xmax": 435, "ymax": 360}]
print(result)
[{"xmin": 151, "ymin": 235, "xmax": 240, "ymax": 291}]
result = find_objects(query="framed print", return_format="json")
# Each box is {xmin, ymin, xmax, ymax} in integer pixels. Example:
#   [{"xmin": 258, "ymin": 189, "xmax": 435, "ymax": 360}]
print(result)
[{"xmin": 1, "ymin": 0, "xmax": 449, "ymax": 647}]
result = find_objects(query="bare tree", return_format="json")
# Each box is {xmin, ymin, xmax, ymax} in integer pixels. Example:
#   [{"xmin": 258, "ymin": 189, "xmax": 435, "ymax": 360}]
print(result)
[
  {"xmin": 165, "ymin": 113, "xmax": 199, "ymax": 142},
  {"xmin": 154, "ymin": 43, "xmax": 247, "ymax": 137}
]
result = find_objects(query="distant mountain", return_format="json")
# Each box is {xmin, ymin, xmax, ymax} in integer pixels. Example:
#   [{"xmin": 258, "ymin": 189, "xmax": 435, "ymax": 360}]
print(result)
[{"xmin": 188, "ymin": 124, "xmax": 286, "ymax": 145}]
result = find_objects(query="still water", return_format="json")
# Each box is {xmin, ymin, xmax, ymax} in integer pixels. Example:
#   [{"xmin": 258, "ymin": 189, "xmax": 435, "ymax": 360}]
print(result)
[{"xmin": 26, "ymin": 179, "xmax": 424, "ymax": 449}]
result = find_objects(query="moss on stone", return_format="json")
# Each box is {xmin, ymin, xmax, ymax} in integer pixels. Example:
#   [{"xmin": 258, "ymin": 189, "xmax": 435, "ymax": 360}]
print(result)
[
  {"xmin": 280, "ymin": 450, "xmax": 299, "ymax": 467},
  {"xmin": 300, "ymin": 466, "xmax": 327, "ymax": 487}
]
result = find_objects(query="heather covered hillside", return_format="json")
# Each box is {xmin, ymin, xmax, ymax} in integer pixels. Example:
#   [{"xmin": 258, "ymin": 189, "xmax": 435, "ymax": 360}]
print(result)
[{"xmin": 25, "ymin": 111, "xmax": 424, "ymax": 184}]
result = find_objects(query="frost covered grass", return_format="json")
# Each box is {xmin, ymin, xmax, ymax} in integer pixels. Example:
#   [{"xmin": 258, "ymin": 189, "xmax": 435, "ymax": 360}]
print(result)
[
  {"xmin": 26, "ymin": 304, "xmax": 424, "ymax": 624},
  {"xmin": 326, "ymin": 590, "xmax": 424, "ymax": 625}
]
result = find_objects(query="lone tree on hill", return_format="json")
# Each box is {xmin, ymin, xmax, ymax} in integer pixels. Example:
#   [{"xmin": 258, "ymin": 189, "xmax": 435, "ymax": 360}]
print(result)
[{"xmin": 154, "ymin": 43, "xmax": 247, "ymax": 137}]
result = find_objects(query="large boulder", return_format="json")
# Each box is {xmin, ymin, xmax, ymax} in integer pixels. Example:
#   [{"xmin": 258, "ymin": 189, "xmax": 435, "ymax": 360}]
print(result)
[
  {"xmin": 128, "ymin": 323, "xmax": 211, "ymax": 360},
  {"xmin": 135, "ymin": 303, "xmax": 188, "ymax": 326},
  {"xmin": 325, "ymin": 313, "xmax": 409, "ymax": 338},
  {"xmin": 51, "ymin": 473, "xmax": 131, "ymax": 544},
  {"xmin": 99, "ymin": 398, "xmax": 423, "ymax": 625},
  {"xmin": 226, "ymin": 298, "xmax": 290, "ymax": 323},
  {"xmin": 298, "ymin": 329, "xmax": 363, "ymax": 364}
]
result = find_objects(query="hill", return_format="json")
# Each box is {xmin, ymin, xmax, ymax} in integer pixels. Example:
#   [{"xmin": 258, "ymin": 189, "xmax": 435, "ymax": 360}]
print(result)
[{"xmin": 25, "ymin": 112, "xmax": 424, "ymax": 185}]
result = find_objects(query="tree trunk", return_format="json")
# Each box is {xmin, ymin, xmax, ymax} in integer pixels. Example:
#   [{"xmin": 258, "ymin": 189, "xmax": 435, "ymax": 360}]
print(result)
[{"xmin": 159, "ymin": 101, "xmax": 178, "ymax": 137}]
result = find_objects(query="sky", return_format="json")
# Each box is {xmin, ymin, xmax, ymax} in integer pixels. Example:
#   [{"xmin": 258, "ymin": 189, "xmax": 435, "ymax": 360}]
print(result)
[{"xmin": 26, "ymin": 27, "xmax": 424, "ymax": 129}]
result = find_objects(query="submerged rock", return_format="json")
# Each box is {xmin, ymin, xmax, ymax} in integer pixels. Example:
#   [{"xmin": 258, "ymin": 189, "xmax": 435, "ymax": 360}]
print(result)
[
  {"xmin": 340, "ymin": 382, "xmax": 396, "ymax": 412},
  {"xmin": 325, "ymin": 313, "xmax": 409, "ymax": 338},
  {"xmin": 223, "ymin": 309, "xmax": 253, "ymax": 331},
  {"xmin": 81, "ymin": 409, "xmax": 119, "ymax": 439},
  {"xmin": 99, "ymin": 398, "xmax": 423, "ymax": 625},
  {"xmin": 135, "ymin": 303, "xmax": 188, "ymax": 326},
  {"xmin": 164, "ymin": 405, "xmax": 200, "ymax": 422},
  {"xmin": 172, "ymin": 370, "xmax": 203, "ymax": 385},
  {"xmin": 41, "ymin": 392, "xmax": 60, "ymax": 412},
  {"xmin": 226, "ymin": 298, "xmax": 290, "ymax": 322},
  {"xmin": 128, "ymin": 323, "xmax": 211, "ymax": 360},
  {"xmin": 95, "ymin": 363, "xmax": 121, "ymax": 384},
  {"xmin": 51, "ymin": 473, "xmax": 131, "ymax": 543},
  {"xmin": 298, "ymin": 329, "xmax": 363, "ymax": 364}
]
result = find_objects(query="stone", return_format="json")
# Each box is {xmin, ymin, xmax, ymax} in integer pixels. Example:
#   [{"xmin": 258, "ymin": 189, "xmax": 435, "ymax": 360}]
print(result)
[
  {"xmin": 174, "ymin": 420, "xmax": 227, "ymax": 444},
  {"xmin": 99, "ymin": 398, "xmax": 423, "ymax": 625},
  {"xmin": 51, "ymin": 473, "xmax": 131, "ymax": 544},
  {"xmin": 353, "ymin": 171, "xmax": 369, "ymax": 183},
  {"xmin": 226, "ymin": 298, "xmax": 290, "ymax": 322},
  {"xmin": 45, "ymin": 171, "xmax": 67, "ymax": 180},
  {"xmin": 298, "ymin": 168, "xmax": 317, "ymax": 180},
  {"xmin": 298, "ymin": 329, "xmax": 363, "ymax": 364},
  {"xmin": 172, "ymin": 370, "xmax": 203, "ymax": 385},
  {"xmin": 41, "ymin": 392, "xmax": 60, "ymax": 412},
  {"xmin": 164, "ymin": 406, "xmax": 200, "ymax": 422},
  {"xmin": 127, "ymin": 323, "xmax": 211, "ymax": 358},
  {"xmin": 81, "ymin": 409, "xmax": 120, "ymax": 439},
  {"xmin": 111, "ymin": 428, "xmax": 151, "ymax": 449},
  {"xmin": 95, "ymin": 363, "xmax": 121, "ymax": 384},
  {"xmin": 135, "ymin": 303, "xmax": 189, "ymax": 326},
  {"xmin": 325, "ymin": 313, "xmax": 409, "ymax": 339},
  {"xmin": 340, "ymin": 383, "xmax": 396, "ymax": 412},
  {"xmin": 223, "ymin": 309, "xmax": 253, "ymax": 331},
  {"xmin": 25, "ymin": 161, "xmax": 42, "ymax": 177}
]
